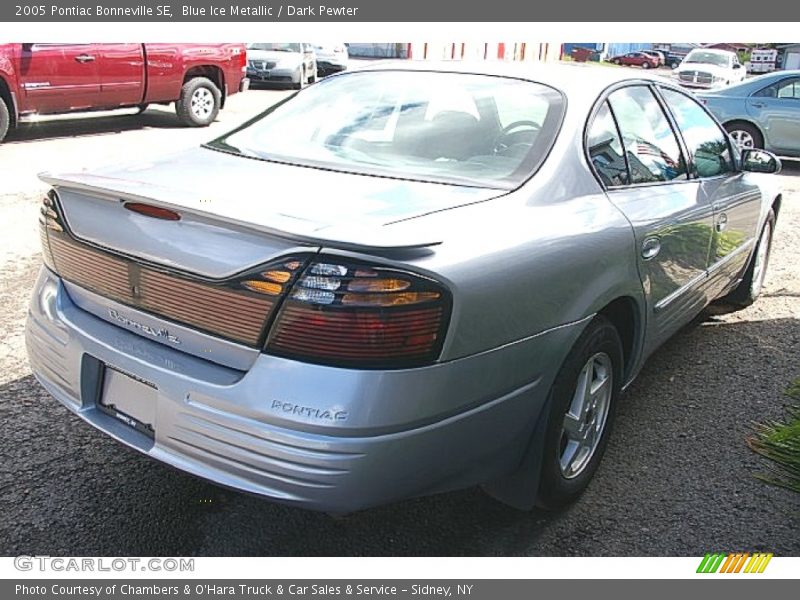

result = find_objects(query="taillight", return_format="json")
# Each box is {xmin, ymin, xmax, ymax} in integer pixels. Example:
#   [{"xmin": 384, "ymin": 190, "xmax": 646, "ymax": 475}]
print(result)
[
  {"xmin": 266, "ymin": 257, "xmax": 451, "ymax": 369},
  {"xmin": 39, "ymin": 191, "xmax": 60, "ymax": 270}
]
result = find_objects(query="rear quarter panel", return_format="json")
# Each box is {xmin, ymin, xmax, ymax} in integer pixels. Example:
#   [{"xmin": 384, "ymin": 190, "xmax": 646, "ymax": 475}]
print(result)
[{"xmin": 366, "ymin": 131, "xmax": 644, "ymax": 367}]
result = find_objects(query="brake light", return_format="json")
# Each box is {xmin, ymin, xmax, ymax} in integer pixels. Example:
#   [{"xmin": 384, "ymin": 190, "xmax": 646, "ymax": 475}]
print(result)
[{"xmin": 267, "ymin": 257, "xmax": 451, "ymax": 368}]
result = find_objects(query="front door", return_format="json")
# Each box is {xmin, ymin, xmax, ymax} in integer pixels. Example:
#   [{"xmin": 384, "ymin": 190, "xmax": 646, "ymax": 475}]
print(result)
[{"xmin": 659, "ymin": 86, "xmax": 762, "ymax": 299}]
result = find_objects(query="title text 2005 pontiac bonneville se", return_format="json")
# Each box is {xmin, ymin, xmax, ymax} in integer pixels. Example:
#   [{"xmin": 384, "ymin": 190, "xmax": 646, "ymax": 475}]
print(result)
[{"xmin": 27, "ymin": 63, "xmax": 782, "ymax": 513}]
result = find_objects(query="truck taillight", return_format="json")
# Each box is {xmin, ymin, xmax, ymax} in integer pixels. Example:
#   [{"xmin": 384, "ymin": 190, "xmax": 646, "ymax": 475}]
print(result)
[{"xmin": 266, "ymin": 258, "xmax": 451, "ymax": 369}]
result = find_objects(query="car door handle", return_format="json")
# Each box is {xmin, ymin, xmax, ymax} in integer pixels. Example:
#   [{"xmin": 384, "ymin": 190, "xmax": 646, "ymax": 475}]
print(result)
[
  {"xmin": 749, "ymin": 101, "xmax": 766, "ymax": 108},
  {"xmin": 641, "ymin": 237, "xmax": 661, "ymax": 260},
  {"xmin": 716, "ymin": 213, "xmax": 729, "ymax": 232},
  {"xmin": 75, "ymin": 54, "xmax": 95, "ymax": 63}
]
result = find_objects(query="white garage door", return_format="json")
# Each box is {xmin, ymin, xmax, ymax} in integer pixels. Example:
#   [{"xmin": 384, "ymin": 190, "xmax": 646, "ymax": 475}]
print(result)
[{"xmin": 786, "ymin": 52, "xmax": 800, "ymax": 70}]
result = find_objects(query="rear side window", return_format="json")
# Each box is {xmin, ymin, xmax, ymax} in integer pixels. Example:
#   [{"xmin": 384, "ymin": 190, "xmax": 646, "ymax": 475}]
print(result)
[
  {"xmin": 607, "ymin": 86, "xmax": 687, "ymax": 184},
  {"xmin": 754, "ymin": 77, "xmax": 800, "ymax": 99},
  {"xmin": 587, "ymin": 102, "xmax": 629, "ymax": 186},
  {"xmin": 660, "ymin": 88, "xmax": 734, "ymax": 178}
]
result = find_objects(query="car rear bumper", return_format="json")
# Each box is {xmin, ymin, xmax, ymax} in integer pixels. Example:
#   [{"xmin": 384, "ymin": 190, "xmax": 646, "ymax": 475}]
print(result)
[{"xmin": 26, "ymin": 267, "xmax": 578, "ymax": 512}]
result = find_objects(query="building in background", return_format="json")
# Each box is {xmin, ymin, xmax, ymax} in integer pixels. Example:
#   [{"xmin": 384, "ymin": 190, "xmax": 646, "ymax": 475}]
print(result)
[{"xmin": 778, "ymin": 43, "xmax": 800, "ymax": 69}]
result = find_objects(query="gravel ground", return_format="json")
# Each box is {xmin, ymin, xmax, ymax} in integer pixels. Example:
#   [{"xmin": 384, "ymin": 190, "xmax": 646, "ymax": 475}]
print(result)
[{"xmin": 0, "ymin": 92, "xmax": 798, "ymax": 556}]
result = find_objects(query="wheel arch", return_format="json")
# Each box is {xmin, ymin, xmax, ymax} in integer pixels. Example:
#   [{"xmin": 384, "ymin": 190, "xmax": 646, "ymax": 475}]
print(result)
[
  {"xmin": 595, "ymin": 295, "xmax": 642, "ymax": 384},
  {"xmin": 723, "ymin": 118, "xmax": 765, "ymax": 146},
  {"xmin": 183, "ymin": 65, "xmax": 226, "ymax": 107},
  {"xmin": 0, "ymin": 75, "xmax": 17, "ymax": 127}
]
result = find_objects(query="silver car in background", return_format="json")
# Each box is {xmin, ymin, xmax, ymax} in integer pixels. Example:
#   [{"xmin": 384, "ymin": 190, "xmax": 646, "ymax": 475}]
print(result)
[
  {"xmin": 312, "ymin": 43, "xmax": 349, "ymax": 76},
  {"xmin": 246, "ymin": 42, "xmax": 317, "ymax": 89},
  {"xmin": 27, "ymin": 63, "xmax": 782, "ymax": 513}
]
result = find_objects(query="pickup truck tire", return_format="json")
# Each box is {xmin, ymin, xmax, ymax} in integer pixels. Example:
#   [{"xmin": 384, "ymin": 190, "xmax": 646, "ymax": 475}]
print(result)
[
  {"xmin": 175, "ymin": 77, "xmax": 221, "ymax": 127},
  {"xmin": 0, "ymin": 99, "xmax": 10, "ymax": 143}
]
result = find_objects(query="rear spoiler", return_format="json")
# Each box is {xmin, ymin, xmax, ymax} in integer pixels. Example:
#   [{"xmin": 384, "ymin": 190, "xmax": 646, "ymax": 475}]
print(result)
[{"xmin": 39, "ymin": 172, "xmax": 443, "ymax": 252}]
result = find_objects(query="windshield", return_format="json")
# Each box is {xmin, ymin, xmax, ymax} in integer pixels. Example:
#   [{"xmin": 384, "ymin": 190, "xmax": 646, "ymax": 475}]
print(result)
[
  {"xmin": 684, "ymin": 51, "xmax": 730, "ymax": 67},
  {"xmin": 207, "ymin": 71, "xmax": 565, "ymax": 188},
  {"xmin": 247, "ymin": 43, "xmax": 301, "ymax": 53}
]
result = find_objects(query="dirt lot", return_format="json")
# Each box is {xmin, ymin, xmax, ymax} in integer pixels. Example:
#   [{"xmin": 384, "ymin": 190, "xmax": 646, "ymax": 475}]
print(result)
[{"xmin": 0, "ymin": 89, "xmax": 798, "ymax": 556}]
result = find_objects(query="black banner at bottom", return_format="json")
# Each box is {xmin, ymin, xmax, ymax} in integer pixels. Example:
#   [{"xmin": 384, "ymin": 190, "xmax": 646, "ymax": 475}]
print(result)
[{"xmin": 3, "ymin": 580, "xmax": 796, "ymax": 600}]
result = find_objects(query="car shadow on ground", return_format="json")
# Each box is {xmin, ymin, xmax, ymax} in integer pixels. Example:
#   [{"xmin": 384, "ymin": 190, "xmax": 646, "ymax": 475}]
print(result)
[
  {"xmin": 3, "ymin": 110, "xmax": 188, "ymax": 145},
  {"xmin": 1, "ymin": 313, "xmax": 798, "ymax": 556}
]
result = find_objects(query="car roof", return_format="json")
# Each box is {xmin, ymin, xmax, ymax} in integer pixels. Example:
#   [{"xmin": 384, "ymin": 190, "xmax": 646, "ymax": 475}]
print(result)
[{"xmin": 352, "ymin": 60, "xmax": 674, "ymax": 95}]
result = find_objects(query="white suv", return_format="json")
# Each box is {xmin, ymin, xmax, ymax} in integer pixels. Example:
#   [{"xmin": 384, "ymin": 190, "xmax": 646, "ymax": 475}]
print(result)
[{"xmin": 674, "ymin": 48, "xmax": 747, "ymax": 89}]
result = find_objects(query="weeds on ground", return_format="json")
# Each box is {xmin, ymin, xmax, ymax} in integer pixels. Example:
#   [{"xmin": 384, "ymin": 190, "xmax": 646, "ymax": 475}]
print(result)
[{"xmin": 747, "ymin": 377, "xmax": 800, "ymax": 494}]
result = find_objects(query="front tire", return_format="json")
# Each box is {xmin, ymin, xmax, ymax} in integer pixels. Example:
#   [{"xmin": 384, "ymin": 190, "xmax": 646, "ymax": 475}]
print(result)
[
  {"xmin": 175, "ymin": 77, "xmax": 221, "ymax": 127},
  {"xmin": 0, "ymin": 99, "xmax": 10, "ymax": 143},
  {"xmin": 536, "ymin": 316, "xmax": 623, "ymax": 510},
  {"xmin": 642, "ymin": 62, "xmax": 651, "ymax": 69},
  {"xmin": 721, "ymin": 210, "xmax": 775, "ymax": 309}
]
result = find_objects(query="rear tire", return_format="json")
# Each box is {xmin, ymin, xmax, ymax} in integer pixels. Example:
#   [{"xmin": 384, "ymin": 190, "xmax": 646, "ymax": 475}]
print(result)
[
  {"xmin": 724, "ymin": 121, "xmax": 763, "ymax": 150},
  {"xmin": 175, "ymin": 77, "xmax": 221, "ymax": 127},
  {"xmin": 0, "ymin": 99, "xmax": 10, "ymax": 143},
  {"xmin": 719, "ymin": 210, "xmax": 775, "ymax": 309},
  {"xmin": 536, "ymin": 316, "xmax": 623, "ymax": 510}
]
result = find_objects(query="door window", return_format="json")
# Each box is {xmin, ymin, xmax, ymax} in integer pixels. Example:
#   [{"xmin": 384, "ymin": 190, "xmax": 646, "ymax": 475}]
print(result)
[
  {"xmin": 660, "ymin": 87, "xmax": 735, "ymax": 178},
  {"xmin": 586, "ymin": 102, "xmax": 629, "ymax": 187},
  {"xmin": 754, "ymin": 77, "xmax": 800, "ymax": 99},
  {"xmin": 607, "ymin": 86, "xmax": 687, "ymax": 184}
]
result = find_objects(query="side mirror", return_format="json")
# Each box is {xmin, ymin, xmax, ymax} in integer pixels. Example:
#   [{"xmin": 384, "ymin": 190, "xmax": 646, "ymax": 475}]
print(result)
[
  {"xmin": 741, "ymin": 148, "xmax": 781, "ymax": 174},
  {"xmin": 733, "ymin": 63, "xmax": 742, "ymax": 69}
]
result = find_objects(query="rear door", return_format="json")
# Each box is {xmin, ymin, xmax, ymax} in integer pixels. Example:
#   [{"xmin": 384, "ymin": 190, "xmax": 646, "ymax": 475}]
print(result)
[
  {"xmin": 96, "ymin": 43, "xmax": 145, "ymax": 107},
  {"xmin": 748, "ymin": 76, "xmax": 800, "ymax": 154},
  {"xmin": 588, "ymin": 84, "xmax": 715, "ymax": 351},
  {"xmin": 16, "ymin": 43, "xmax": 100, "ymax": 113},
  {"xmin": 659, "ymin": 86, "xmax": 762, "ymax": 299}
]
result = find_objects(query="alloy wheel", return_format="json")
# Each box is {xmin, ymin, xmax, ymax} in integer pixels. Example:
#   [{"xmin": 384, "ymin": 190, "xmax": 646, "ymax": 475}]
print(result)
[
  {"xmin": 190, "ymin": 88, "xmax": 215, "ymax": 120},
  {"xmin": 729, "ymin": 129, "xmax": 755, "ymax": 150},
  {"xmin": 559, "ymin": 352, "xmax": 613, "ymax": 479}
]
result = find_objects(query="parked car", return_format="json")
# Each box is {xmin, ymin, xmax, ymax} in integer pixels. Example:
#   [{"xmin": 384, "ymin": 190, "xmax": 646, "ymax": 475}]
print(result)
[
  {"xmin": 246, "ymin": 43, "xmax": 316, "ymax": 89},
  {"xmin": 699, "ymin": 70, "xmax": 800, "ymax": 157},
  {"xmin": 608, "ymin": 52, "xmax": 659, "ymax": 69},
  {"xmin": 663, "ymin": 51, "xmax": 686, "ymax": 69},
  {"xmin": 0, "ymin": 43, "xmax": 248, "ymax": 142},
  {"xmin": 27, "ymin": 63, "xmax": 782, "ymax": 514},
  {"xmin": 641, "ymin": 50, "xmax": 665, "ymax": 66},
  {"xmin": 674, "ymin": 48, "xmax": 747, "ymax": 89},
  {"xmin": 312, "ymin": 43, "xmax": 349, "ymax": 76}
]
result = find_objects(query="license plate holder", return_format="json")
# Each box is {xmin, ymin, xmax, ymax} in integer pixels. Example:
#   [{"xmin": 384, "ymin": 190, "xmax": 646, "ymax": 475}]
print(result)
[{"xmin": 98, "ymin": 365, "xmax": 157, "ymax": 438}]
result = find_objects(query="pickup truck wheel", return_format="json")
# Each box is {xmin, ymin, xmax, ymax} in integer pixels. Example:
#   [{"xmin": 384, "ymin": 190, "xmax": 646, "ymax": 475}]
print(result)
[
  {"xmin": 0, "ymin": 99, "xmax": 10, "ymax": 143},
  {"xmin": 175, "ymin": 77, "xmax": 221, "ymax": 127},
  {"xmin": 536, "ymin": 315, "xmax": 623, "ymax": 510}
]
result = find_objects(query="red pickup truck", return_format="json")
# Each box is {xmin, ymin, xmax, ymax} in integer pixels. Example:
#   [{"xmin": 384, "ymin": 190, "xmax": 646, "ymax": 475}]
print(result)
[{"xmin": 0, "ymin": 43, "xmax": 248, "ymax": 143}]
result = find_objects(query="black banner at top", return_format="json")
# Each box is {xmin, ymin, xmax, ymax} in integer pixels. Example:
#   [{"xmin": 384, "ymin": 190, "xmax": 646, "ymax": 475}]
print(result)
[{"xmin": 1, "ymin": 0, "xmax": 797, "ymax": 22}]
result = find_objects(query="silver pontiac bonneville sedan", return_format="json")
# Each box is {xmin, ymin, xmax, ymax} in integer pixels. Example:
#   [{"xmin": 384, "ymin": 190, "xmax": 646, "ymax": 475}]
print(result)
[{"xmin": 27, "ymin": 62, "xmax": 782, "ymax": 513}]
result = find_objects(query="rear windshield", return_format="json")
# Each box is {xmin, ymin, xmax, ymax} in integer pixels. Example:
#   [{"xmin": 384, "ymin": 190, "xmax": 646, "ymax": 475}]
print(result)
[{"xmin": 207, "ymin": 71, "xmax": 565, "ymax": 188}]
